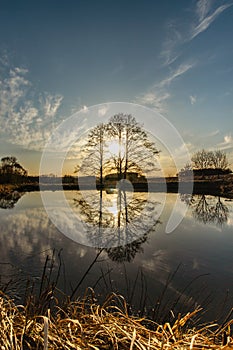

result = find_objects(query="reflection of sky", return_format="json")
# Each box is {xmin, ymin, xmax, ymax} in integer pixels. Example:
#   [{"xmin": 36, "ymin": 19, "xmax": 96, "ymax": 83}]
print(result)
[{"xmin": 0, "ymin": 191, "xmax": 233, "ymax": 320}]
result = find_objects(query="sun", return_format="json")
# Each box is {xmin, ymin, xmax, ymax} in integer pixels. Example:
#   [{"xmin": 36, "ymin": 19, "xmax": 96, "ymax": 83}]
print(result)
[{"xmin": 107, "ymin": 140, "xmax": 124, "ymax": 156}]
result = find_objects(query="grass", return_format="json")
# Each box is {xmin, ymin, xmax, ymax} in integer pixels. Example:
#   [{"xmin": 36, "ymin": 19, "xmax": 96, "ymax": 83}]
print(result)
[
  {"xmin": 0, "ymin": 288, "xmax": 233, "ymax": 350},
  {"xmin": 1, "ymin": 250, "xmax": 233, "ymax": 349}
]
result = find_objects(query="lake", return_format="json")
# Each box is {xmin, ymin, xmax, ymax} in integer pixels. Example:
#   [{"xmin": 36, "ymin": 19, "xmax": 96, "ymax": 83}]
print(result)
[{"xmin": 0, "ymin": 190, "xmax": 233, "ymax": 323}]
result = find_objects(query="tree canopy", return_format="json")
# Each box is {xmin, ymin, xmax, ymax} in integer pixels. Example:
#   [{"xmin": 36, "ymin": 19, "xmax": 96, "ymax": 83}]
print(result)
[
  {"xmin": 180, "ymin": 149, "xmax": 231, "ymax": 178},
  {"xmin": 191, "ymin": 149, "xmax": 229, "ymax": 170},
  {"xmin": 0, "ymin": 156, "xmax": 28, "ymax": 183},
  {"xmin": 77, "ymin": 113, "xmax": 160, "ymax": 183}
]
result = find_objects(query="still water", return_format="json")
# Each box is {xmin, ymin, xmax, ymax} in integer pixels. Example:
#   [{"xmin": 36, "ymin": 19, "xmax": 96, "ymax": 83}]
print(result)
[{"xmin": 0, "ymin": 190, "xmax": 233, "ymax": 322}]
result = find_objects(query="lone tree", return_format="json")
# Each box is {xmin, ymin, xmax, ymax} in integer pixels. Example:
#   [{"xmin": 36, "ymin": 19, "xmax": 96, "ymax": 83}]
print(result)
[
  {"xmin": 76, "ymin": 123, "xmax": 109, "ymax": 186},
  {"xmin": 107, "ymin": 113, "xmax": 160, "ymax": 180},
  {"xmin": 0, "ymin": 156, "xmax": 28, "ymax": 184},
  {"xmin": 77, "ymin": 113, "xmax": 160, "ymax": 183},
  {"xmin": 73, "ymin": 113, "xmax": 161, "ymax": 252}
]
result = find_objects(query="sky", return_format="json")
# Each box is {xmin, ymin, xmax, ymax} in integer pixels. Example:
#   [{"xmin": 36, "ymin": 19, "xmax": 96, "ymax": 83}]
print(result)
[{"xmin": 0, "ymin": 0, "xmax": 233, "ymax": 176}]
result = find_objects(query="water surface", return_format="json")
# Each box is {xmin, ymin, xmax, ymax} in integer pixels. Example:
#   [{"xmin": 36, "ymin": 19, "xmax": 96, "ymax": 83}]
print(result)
[{"xmin": 0, "ymin": 190, "xmax": 232, "ymax": 322}]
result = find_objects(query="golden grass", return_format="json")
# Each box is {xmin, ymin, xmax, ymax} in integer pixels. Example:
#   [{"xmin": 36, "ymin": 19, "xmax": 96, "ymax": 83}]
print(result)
[{"xmin": 0, "ymin": 290, "xmax": 233, "ymax": 350}]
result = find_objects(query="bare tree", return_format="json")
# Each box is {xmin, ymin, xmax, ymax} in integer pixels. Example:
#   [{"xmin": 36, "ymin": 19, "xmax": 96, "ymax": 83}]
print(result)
[
  {"xmin": 191, "ymin": 149, "xmax": 213, "ymax": 170},
  {"xmin": 191, "ymin": 149, "xmax": 230, "ymax": 178},
  {"xmin": 108, "ymin": 113, "xmax": 160, "ymax": 180},
  {"xmin": 76, "ymin": 123, "xmax": 109, "ymax": 186},
  {"xmin": 210, "ymin": 150, "xmax": 229, "ymax": 170}
]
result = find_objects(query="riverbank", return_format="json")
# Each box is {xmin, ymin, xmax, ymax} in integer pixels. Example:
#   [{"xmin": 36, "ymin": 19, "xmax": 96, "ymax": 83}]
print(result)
[
  {"xmin": 0, "ymin": 290, "xmax": 232, "ymax": 349},
  {"xmin": 1, "ymin": 177, "xmax": 232, "ymax": 199}
]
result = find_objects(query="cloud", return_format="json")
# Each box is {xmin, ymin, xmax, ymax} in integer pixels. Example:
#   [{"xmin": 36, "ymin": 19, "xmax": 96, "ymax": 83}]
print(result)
[
  {"xmin": 43, "ymin": 94, "xmax": 63, "ymax": 118},
  {"xmin": 136, "ymin": 62, "xmax": 194, "ymax": 111},
  {"xmin": 160, "ymin": 1, "xmax": 232, "ymax": 69},
  {"xmin": 189, "ymin": 95, "xmax": 197, "ymax": 105},
  {"xmin": 217, "ymin": 134, "xmax": 233, "ymax": 151},
  {"xmin": 160, "ymin": 20, "xmax": 183, "ymax": 66},
  {"xmin": 196, "ymin": 0, "xmax": 212, "ymax": 21},
  {"xmin": 159, "ymin": 63, "xmax": 194, "ymax": 88},
  {"xmin": 136, "ymin": 91, "xmax": 170, "ymax": 112},
  {"xmin": 0, "ymin": 62, "xmax": 63, "ymax": 150},
  {"xmin": 190, "ymin": 2, "xmax": 233, "ymax": 40}
]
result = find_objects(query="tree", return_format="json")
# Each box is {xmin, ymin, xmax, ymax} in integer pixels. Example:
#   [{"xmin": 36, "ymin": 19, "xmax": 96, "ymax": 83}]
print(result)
[
  {"xmin": 191, "ymin": 149, "xmax": 212, "ymax": 170},
  {"xmin": 74, "ymin": 113, "xmax": 161, "ymax": 253},
  {"xmin": 210, "ymin": 150, "xmax": 228, "ymax": 171},
  {"xmin": 191, "ymin": 149, "xmax": 230, "ymax": 178},
  {"xmin": 76, "ymin": 123, "xmax": 110, "ymax": 186},
  {"xmin": 108, "ymin": 113, "xmax": 160, "ymax": 180},
  {"xmin": 0, "ymin": 156, "xmax": 27, "ymax": 183}
]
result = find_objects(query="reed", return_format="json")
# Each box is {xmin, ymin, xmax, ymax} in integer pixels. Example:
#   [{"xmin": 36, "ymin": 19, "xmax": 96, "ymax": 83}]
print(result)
[{"xmin": 0, "ymin": 288, "xmax": 233, "ymax": 350}]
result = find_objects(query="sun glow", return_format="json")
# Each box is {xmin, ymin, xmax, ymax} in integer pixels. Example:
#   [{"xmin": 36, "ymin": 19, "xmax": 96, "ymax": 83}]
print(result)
[{"xmin": 106, "ymin": 140, "xmax": 124, "ymax": 156}]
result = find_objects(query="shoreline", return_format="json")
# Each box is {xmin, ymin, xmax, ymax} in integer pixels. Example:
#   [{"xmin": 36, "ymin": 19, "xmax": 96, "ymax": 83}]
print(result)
[{"xmin": 1, "ymin": 179, "xmax": 232, "ymax": 199}]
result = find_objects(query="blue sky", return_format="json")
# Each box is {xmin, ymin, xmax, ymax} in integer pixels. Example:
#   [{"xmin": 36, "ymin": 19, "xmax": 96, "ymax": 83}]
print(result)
[{"xmin": 0, "ymin": 0, "xmax": 233, "ymax": 175}]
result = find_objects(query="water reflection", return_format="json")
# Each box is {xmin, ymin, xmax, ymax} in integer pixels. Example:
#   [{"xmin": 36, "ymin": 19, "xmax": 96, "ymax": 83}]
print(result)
[
  {"xmin": 180, "ymin": 194, "xmax": 230, "ymax": 226},
  {"xmin": 73, "ymin": 187, "xmax": 161, "ymax": 260},
  {"xmin": 0, "ymin": 190, "xmax": 24, "ymax": 209},
  {"xmin": 0, "ymin": 191, "xmax": 233, "ymax": 322}
]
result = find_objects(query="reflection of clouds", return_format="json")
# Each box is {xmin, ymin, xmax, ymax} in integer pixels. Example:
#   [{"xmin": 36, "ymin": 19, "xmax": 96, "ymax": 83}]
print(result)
[
  {"xmin": 141, "ymin": 249, "xmax": 170, "ymax": 274},
  {"xmin": 0, "ymin": 208, "xmax": 55, "ymax": 259},
  {"xmin": 0, "ymin": 207, "xmax": 89, "ymax": 264}
]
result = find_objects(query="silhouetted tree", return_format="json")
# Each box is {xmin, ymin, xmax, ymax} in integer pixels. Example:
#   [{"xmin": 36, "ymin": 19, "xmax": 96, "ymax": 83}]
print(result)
[
  {"xmin": 0, "ymin": 156, "xmax": 27, "ymax": 184},
  {"xmin": 191, "ymin": 149, "xmax": 213, "ymax": 170},
  {"xmin": 211, "ymin": 150, "xmax": 229, "ymax": 170},
  {"xmin": 108, "ymin": 113, "xmax": 160, "ymax": 180},
  {"xmin": 191, "ymin": 149, "xmax": 230, "ymax": 178},
  {"xmin": 73, "ymin": 113, "xmax": 161, "ymax": 260},
  {"xmin": 76, "ymin": 123, "xmax": 110, "ymax": 187}
]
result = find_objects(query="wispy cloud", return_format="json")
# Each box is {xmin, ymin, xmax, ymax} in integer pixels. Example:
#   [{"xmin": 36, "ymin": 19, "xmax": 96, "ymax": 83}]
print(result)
[
  {"xmin": 189, "ymin": 95, "xmax": 197, "ymax": 105},
  {"xmin": 196, "ymin": 0, "xmax": 212, "ymax": 22},
  {"xmin": 0, "ymin": 61, "xmax": 63, "ymax": 150},
  {"xmin": 191, "ymin": 2, "xmax": 233, "ymax": 40},
  {"xmin": 160, "ymin": 1, "xmax": 232, "ymax": 68},
  {"xmin": 42, "ymin": 94, "xmax": 63, "ymax": 118},
  {"xmin": 136, "ymin": 62, "xmax": 194, "ymax": 111},
  {"xmin": 218, "ymin": 134, "xmax": 233, "ymax": 150},
  {"xmin": 159, "ymin": 63, "xmax": 194, "ymax": 88},
  {"xmin": 136, "ymin": 91, "xmax": 170, "ymax": 113}
]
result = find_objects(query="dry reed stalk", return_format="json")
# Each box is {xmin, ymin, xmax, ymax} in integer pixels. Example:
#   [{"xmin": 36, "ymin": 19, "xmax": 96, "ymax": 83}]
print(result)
[{"xmin": 0, "ymin": 290, "xmax": 232, "ymax": 350}]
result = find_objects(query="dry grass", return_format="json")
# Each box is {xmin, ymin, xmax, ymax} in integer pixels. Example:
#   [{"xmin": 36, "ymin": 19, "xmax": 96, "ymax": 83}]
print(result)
[{"xmin": 0, "ymin": 289, "xmax": 233, "ymax": 350}]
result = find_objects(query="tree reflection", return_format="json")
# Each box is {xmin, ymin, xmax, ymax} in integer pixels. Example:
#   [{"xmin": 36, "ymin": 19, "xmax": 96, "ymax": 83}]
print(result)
[
  {"xmin": 74, "ymin": 187, "xmax": 160, "ymax": 262},
  {"xmin": 0, "ymin": 191, "xmax": 23, "ymax": 209},
  {"xmin": 180, "ymin": 194, "xmax": 229, "ymax": 226}
]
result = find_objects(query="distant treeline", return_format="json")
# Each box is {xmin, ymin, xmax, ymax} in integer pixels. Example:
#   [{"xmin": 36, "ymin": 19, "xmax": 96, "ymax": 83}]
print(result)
[{"xmin": 179, "ymin": 167, "xmax": 232, "ymax": 178}]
